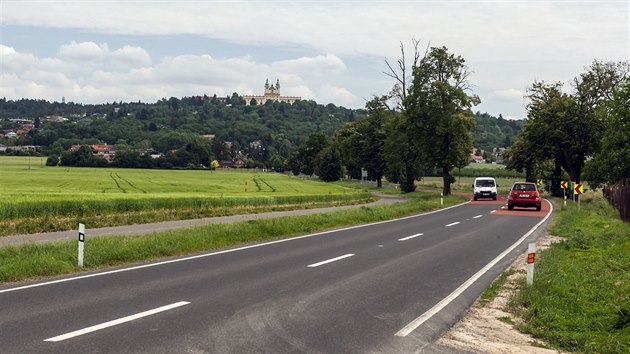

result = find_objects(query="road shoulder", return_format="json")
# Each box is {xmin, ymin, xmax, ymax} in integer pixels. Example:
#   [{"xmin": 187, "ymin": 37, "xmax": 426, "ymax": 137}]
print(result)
[{"xmin": 436, "ymin": 233, "xmax": 566, "ymax": 354}]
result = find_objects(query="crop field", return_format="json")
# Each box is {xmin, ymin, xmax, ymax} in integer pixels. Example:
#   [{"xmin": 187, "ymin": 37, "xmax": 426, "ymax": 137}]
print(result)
[{"xmin": 0, "ymin": 156, "xmax": 370, "ymax": 235}]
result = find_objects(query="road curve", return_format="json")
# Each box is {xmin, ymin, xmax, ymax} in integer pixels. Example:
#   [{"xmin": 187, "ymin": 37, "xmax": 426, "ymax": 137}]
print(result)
[{"xmin": 0, "ymin": 198, "xmax": 552, "ymax": 353}]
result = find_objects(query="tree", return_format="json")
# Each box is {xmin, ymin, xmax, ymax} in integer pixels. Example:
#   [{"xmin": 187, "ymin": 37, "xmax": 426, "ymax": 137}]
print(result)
[
  {"xmin": 300, "ymin": 132, "xmax": 328, "ymax": 177},
  {"xmin": 583, "ymin": 80, "xmax": 630, "ymax": 188},
  {"xmin": 384, "ymin": 39, "xmax": 423, "ymax": 111},
  {"xmin": 403, "ymin": 46, "xmax": 479, "ymax": 195},
  {"xmin": 383, "ymin": 113, "xmax": 423, "ymax": 192},
  {"xmin": 45, "ymin": 155, "xmax": 59, "ymax": 166},
  {"xmin": 317, "ymin": 145, "xmax": 343, "ymax": 182},
  {"xmin": 510, "ymin": 61, "xmax": 628, "ymax": 192},
  {"xmin": 333, "ymin": 96, "xmax": 390, "ymax": 187},
  {"xmin": 269, "ymin": 155, "xmax": 286, "ymax": 172}
]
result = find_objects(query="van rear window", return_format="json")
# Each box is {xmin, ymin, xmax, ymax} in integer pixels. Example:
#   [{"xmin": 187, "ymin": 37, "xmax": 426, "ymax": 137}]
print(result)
[{"xmin": 476, "ymin": 180, "xmax": 495, "ymax": 187}]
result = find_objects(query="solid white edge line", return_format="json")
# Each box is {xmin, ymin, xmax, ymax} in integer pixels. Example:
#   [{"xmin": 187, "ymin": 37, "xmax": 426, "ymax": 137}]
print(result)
[
  {"xmin": 395, "ymin": 199, "xmax": 553, "ymax": 337},
  {"xmin": 473, "ymin": 215, "xmax": 483, "ymax": 219},
  {"xmin": 307, "ymin": 254, "xmax": 354, "ymax": 268},
  {"xmin": 490, "ymin": 210, "xmax": 497, "ymax": 213},
  {"xmin": 44, "ymin": 301, "xmax": 190, "ymax": 342},
  {"xmin": 445, "ymin": 222, "xmax": 460, "ymax": 227},
  {"xmin": 1, "ymin": 200, "xmax": 471, "ymax": 294},
  {"xmin": 398, "ymin": 233, "xmax": 424, "ymax": 241}
]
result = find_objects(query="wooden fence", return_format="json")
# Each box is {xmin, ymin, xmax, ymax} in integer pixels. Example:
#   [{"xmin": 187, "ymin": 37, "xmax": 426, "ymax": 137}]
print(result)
[{"xmin": 603, "ymin": 180, "xmax": 630, "ymax": 222}]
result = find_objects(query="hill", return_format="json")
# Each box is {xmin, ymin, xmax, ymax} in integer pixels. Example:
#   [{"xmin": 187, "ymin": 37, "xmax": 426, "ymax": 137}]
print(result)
[
  {"xmin": 472, "ymin": 111, "xmax": 523, "ymax": 152},
  {"xmin": 0, "ymin": 97, "xmax": 521, "ymax": 169}
]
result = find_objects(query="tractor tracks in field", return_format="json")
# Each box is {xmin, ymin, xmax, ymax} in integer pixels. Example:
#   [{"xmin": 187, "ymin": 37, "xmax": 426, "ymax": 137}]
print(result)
[{"xmin": 109, "ymin": 172, "xmax": 147, "ymax": 194}]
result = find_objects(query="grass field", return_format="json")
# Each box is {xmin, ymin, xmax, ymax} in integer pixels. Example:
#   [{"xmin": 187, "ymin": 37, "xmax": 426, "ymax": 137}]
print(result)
[
  {"xmin": 510, "ymin": 192, "xmax": 630, "ymax": 353},
  {"xmin": 0, "ymin": 156, "xmax": 370, "ymax": 235}
]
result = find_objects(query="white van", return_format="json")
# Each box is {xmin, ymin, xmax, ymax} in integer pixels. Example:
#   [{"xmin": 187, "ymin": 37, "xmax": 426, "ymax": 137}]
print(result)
[{"xmin": 473, "ymin": 177, "xmax": 498, "ymax": 201}]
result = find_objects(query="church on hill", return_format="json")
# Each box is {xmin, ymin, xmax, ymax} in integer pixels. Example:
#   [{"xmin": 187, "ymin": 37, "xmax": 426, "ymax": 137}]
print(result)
[{"xmin": 243, "ymin": 79, "xmax": 301, "ymax": 105}]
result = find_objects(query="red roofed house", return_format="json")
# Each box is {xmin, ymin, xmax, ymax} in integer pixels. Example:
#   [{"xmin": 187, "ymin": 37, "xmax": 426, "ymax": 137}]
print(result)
[{"xmin": 69, "ymin": 144, "xmax": 117, "ymax": 162}]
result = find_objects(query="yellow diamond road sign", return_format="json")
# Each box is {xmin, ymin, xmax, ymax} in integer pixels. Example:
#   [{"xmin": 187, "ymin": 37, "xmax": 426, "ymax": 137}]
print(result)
[
  {"xmin": 561, "ymin": 180, "xmax": 568, "ymax": 189},
  {"xmin": 536, "ymin": 179, "xmax": 543, "ymax": 187}
]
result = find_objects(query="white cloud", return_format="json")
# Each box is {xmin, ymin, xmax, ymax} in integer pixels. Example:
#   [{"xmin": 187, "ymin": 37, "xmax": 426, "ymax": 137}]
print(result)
[
  {"xmin": 272, "ymin": 54, "xmax": 346, "ymax": 77},
  {"xmin": 316, "ymin": 84, "xmax": 357, "ymax": 106},
  {"xmin": 489, "ymin": 89, "xmax": 525, "ymax": 102},
  {"xmin": 58, "ymin": 41, "xmax": 108, "ymax": 61},
  {"xmin": 1, "ymin": 1, "xmax": 627, "ymax": 116},
  {"xmin": 0, "ymin": 43, "xmax": 356, "ymax": 105}
]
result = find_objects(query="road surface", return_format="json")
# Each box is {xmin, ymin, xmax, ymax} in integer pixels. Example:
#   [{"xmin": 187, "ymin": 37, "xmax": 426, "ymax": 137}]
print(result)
[{"xmin": 0, "ymin": 196, "xmax": 552, "ymax": 353}]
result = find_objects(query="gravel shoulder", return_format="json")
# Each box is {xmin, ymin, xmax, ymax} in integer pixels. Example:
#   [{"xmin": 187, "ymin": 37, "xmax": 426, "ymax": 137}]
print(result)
[
  {"xmin": 436, "ymin": 233, "xmax": 567, "ymax": 354},
  {"xmin": 0, "ymin": 193, "xmax": 404, "ymax": 247}
]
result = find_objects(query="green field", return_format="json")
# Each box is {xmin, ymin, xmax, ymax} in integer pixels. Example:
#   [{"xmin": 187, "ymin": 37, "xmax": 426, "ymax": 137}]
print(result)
[{"xmin": 0, "ymin": 156, "xmax": 370, "ymax": 235}]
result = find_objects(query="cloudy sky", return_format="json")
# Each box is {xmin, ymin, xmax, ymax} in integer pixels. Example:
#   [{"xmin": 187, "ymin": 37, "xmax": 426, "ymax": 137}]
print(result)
[{"xmin": 1, "ymin": 1, "xmax": 628, "ymax": 119}]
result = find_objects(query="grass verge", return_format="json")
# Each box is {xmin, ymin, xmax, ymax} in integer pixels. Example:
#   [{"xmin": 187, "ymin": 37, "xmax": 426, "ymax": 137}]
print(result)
[
  {"xmin": 0, "ymin": 191, "xmax": 465, "ymax": 284},
  {"xmin": 0, "ymin": 194, "xmax": 372, "ymax": 236},
  {"xmin": 510, "ymin": 192, "xmax": 630, "ymax": 354}
]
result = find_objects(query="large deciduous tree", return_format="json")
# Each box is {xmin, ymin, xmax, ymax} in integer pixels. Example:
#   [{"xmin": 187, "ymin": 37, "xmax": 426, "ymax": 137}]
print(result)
[
  {"xmin": 402, "ymin": 46, "xmax": 479, "ymax": 195},
  {"xmin": 583, "ymin": 80, "xmax": 630, "ymax": 188},
  {"xmin": 509, "ymin": 61, "xmax": 628, "ymax": 192}
]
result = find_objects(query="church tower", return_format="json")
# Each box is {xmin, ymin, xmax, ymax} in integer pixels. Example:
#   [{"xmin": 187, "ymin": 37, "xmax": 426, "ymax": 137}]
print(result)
[{"xmin": 242, "ymin": 78, "xmax": 300, "ymax": 105}]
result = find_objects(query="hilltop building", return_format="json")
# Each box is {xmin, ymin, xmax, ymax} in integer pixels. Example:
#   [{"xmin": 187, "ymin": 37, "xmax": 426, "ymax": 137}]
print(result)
[{"xmin": 243, "ymin": 79, "xmax": 301, "ymax": 105}]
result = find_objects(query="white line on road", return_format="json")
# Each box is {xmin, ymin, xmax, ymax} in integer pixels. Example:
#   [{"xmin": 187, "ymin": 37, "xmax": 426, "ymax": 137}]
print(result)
[
  {"xmin": 398, "ymin": 233, "xmax": 424, "ymax": 241},
  {"xmin": 473, "ymin": 215, "xmax": 483, "ymax": 219},
  {"xmin": 445, "ymin": 222, "xmax": 460, "ymax": 227},
  {"xmin": 490, "ymin": 210, "xmax": 497, "ymax": 213},
  {"xmin": 307, "ymin": 254, "xmax": 354, "ymax": 268},
  {"xmin": 0, "ymin": 201, "xmax": 472, "ymax": 295},
  {"xmin": 307, "ymin": 253, "xmax": 354, "ymax": 268},
  {"xmin": 395, "ymin": 199, "xmax": 553, "ymax": 337},
  {"xmin": 44, "ymin": 301, "xmax": 190, "ymax": 342}
]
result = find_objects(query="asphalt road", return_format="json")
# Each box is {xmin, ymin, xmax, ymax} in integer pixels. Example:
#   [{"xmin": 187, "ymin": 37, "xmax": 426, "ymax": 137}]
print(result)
[{"xmin": 0, "ymin": 197, "xmax": 552, "ymax": 353}]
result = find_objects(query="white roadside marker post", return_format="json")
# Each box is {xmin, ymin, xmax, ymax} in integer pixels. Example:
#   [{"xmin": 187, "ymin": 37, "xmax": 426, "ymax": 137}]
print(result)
[
  {"xmin": 526, "ymin": 242, "xmax": 536, "ymax": 285},
  {"xmin": 564, "ymin": 195, "xmax": 567, "ymax": 207},
  {"xmin": 441, "ymin": 192, "xmax": 443, "ymax": 206},
  {"xmin": 78, "ymin": 223, "xmax": 85, "ymax": 267}
]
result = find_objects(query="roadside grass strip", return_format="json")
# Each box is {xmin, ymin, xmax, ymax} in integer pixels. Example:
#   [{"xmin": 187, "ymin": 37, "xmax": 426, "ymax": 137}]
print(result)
[
  {"xmin": 0, "ymin": 192, "xmax": 465, "ymax": 284},
  {"xmin": 0, "ymin": 194, "xmax": 372, "ymax": 237},
  {"xmin": 511, "ymin": 193, "xmax": 630, "ymax": 354}
]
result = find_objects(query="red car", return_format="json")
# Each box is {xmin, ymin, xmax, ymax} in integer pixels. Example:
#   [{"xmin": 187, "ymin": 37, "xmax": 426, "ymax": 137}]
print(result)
[{"xmin": 507, "ymin": 182, "xmax": 542, "ymax": 211}]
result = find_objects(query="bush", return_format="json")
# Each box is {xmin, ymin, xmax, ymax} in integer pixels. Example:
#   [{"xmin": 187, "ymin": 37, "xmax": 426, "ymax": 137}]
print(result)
[{"xmin": 45, "ymin": 155, "xmax": 59, "ymax": 166}]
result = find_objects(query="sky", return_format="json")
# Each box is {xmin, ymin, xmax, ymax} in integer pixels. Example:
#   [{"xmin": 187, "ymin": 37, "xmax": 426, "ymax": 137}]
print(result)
[{"xmin": 1, "ymin": 1, "xmax": 628, "ymax": 119}]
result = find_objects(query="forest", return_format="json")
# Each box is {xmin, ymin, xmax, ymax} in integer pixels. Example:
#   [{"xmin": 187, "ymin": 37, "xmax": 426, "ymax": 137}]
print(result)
[{"xmin": 0, "ymin": 93, "xmax": 519, "ymax": 172}]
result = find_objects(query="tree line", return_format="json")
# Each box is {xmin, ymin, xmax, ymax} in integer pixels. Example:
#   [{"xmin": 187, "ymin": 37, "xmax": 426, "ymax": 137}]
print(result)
[
  {"xmin": 505, "ymin": 61, "xmax": 629, "ymax": 195},
  {"xmin": 1, "ymin": 76, "xmax": 517, "ymax": 178},
  {"xmin": 287, "ymin": 45, "xmax": 481, "ymax": 195}
]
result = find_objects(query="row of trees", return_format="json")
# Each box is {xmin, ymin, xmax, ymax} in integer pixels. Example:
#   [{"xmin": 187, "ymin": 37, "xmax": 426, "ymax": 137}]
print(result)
[
  {"xmin": 1, "ymin": 97, "xmax": 359, "ymax": 168},
  {"xmin": 288, "ymin": 45, "xmax": 480, "ymax": 195},
  {"xmin": 506, "ymin": 61, "xmax": 629, "ymax": 195}
]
